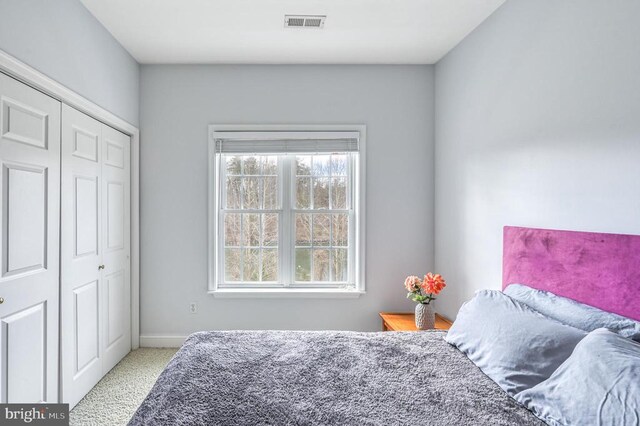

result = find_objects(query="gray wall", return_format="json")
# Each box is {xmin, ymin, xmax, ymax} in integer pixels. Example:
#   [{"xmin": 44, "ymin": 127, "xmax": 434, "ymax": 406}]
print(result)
[
  {"xmin": 0, "ymin": 0, "xmax": 139, "ymax": 125},
  {"xmin": 140, "ymin": 65, "xmax": 434, "ymax": 336},
  {"xmin": 434, "ymin": 0, "xmax": 640, "ymax": 319}
]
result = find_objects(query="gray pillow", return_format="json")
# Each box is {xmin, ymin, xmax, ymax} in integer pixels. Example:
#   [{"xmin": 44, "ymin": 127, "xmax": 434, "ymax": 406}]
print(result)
[
  {"xmin": 445, "ymin": 290, "xmax": 587, "ymax": 396},
  {"xmin": 504, "ymin": 284, "xmax": 640, "ymax": 341},
  {"xmin": 516, "ymin": 328, "xmax": 640, "ymax": 426}
]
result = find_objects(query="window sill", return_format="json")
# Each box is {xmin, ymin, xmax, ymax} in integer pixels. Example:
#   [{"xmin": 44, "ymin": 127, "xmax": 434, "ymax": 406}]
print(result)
[{"xmin": 209, "ymin": 288, "xmax": 366, "ymax": 299}]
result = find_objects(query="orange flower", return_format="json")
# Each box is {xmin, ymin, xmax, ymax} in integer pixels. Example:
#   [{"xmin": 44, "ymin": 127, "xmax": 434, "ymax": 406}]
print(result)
[
  {"xmin": 404, "ymin": 275, "xmax": 422, "ymax": 292},
  {"xmin": 422, "ymin": 273, "xmax": 446, "ymax": 295}
]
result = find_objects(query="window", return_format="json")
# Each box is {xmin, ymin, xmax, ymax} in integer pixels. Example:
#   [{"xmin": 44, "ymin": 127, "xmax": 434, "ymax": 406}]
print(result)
[{"xmin": 209, "ymin": 127, "xmax": 365, "ymax": 296}]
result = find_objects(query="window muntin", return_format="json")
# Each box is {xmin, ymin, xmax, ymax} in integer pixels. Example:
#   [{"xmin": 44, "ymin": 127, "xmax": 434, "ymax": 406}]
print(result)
[{"xmin": 217, "ymin": 153, "xmax": 356, "ymax": 289}]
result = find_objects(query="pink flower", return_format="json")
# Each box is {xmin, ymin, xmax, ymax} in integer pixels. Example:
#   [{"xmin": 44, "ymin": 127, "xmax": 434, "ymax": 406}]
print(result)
[{"xmin": 404, "ymin": 275, "xmax": 422, "ymax": 292}]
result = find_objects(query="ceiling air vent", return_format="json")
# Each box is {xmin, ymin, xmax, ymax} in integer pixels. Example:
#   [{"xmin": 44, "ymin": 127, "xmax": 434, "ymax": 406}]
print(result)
[{"xmin": 284, "ymin": 15, "xmax": 326, "ymax": 29}]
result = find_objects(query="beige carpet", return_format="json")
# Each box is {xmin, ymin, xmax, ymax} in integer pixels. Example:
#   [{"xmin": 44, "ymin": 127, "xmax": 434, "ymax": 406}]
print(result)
[{"xmin": 70, "ymin": 348, "xmax": 178, "ymax": 426}]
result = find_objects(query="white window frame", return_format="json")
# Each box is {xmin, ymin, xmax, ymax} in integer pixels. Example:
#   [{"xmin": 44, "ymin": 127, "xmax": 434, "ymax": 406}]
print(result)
[{"xmin": 208, "ymin": 125, "xmax": 366, "ymax": 298}]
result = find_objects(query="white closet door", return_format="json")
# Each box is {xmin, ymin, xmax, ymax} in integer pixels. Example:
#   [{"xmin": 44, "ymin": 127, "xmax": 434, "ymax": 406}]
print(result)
[
  {"xmin": 101, "ymin": 125, "xmax": 130, "ymax": 373},
  {"xmin": 61, "ymin": 106, "xmax": 131, "ymax": 408},
  {"xmin": 0, "ymin": 72, "xmax": 60, "ymax": 403},
  {"xmin": 61, "ymin": 104, "xmax": 103, "ymax": 408}
]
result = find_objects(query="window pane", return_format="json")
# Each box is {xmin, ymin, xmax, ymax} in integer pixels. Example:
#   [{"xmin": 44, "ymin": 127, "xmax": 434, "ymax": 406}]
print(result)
[
  {"xmin": 295, "ymin": 249, "xmax": 311, "ymax": 281},
  {"xmin": 226, "ymin": 156, "xmax": 242, "ymax": 175},
  {"xmin": 262, "ymin": 156, "xmax": 278, "ymax": 175},
  {"xmin": 296, "ymin": 156, "xmax": 311, "ymax": 175},
  {"xmin": 263, "ymin": 176, "xmax": 278, "ymax": 209},
  {"xmin": 226, "ymin": 177, "xmax": 242, "ymax": 209},
  {"xmin": 312, "ymin": 155, "xmax": 330, "ymax": 176},
  {"xmin": 243, "ymin": 177, "xmax": 260, "ymax": 209},
  {"xmin": 332, "ymin": 214, "xmax": 349, "ymax": 246},
  {"xmin": 219, "ymin": 152, "xmax": 356, "ymax": 287},
  {"xmin": 296, "ymin": 177, "xmax": 311, "ymax": 209},
  {"xmin": 263, "ymin": 214, "xmax": 278, "ymax": 247},
  {"xmin": 243, "ymin": 248, "xmax": 260, "ymax": 281},
  {"xmin": 224, "ymin": 214, "xmax": 241, "ymax": 246},
  {"xmin": 313, "ymin": 214, "xmax": 330, "ymax": 246},
  {"xmin": 262, "ymin": 249, "xmax": 278, "ymax": 281},
  {"xmin": 331, "ymin": 154, "xmax": 347, "ymax": 176},
  {"xmin": 242, "ymin": 213, "xmax": 260, "ymax": 246},
  {"xmin": 224, "ymin": 249, "xmax": 241, "ymax": 281},
  {"xmin": 332, "ymin": 248, "xmax": 348, "ymax": 282},
  {"xmin": 295, "ymin": 214, "xmax": 311, "ymax": 246},
  {"xmin": 331, "ymin": 177, "xmax": 347, "ymax": 209},
  {"xmin": 313, "ymin": 249, "xmax": 330, "ymax": 281},
  {"xmin": 313, "ymin": 177, "xmax": 330, "ymax": 209},
  {"xmin": 243, "ymin": 156, "xmax": 261, "ymax": 175}
]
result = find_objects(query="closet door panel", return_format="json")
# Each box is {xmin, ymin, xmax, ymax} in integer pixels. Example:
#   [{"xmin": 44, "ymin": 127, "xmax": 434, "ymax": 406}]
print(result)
[
  {"xmin": 61, "ymin": 104, "xmax": 103, "ymax": 408},
  {"xmin": 1, "ymin": 96, "xmax": 49, "ymax": 149},
  {"xmin": 75, "ymin": 176, "xmax": 99, "ymax": 257},
  {"xmin": 4, "ymin": 163, "xmax": 47, "ymax": 273},
  {"xmin": 106, "ymin": 181, "xmax": 124, "ymax": 250},
  {"xmin": 105, "ymin": 270, "xmax": 124, "ymax": 346},
  {"xmin": 74, "ymin": 280, "xmax": 100, "ymax": 372},
  {"xmin": 0, "ymin": 71, "xmax": 60, "ymax": 403},
  {"xmin": 101, "ymin": 125, "xmax": 130, "ymax": 373},
  {"xmin": 2, "ymin": 303, "xmax": 46, "ymax": 403}
]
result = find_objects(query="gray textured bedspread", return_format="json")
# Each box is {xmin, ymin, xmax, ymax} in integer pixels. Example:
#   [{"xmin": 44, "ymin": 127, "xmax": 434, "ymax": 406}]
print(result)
[{"xmin": 129, "ymin": 330, "xmax": 544, "ymax": 425}]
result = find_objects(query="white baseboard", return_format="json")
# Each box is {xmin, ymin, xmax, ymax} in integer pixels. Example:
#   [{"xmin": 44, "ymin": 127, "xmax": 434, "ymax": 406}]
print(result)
[{"xmin": 139, "ymin": 335, "xmax": 188, "ymax": 348}]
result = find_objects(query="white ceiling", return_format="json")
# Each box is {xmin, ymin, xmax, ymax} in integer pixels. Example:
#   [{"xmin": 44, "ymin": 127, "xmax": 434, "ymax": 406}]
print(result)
[{"xmin": 80, "ymin": 0, "xmax": 505, "ymax": 64}]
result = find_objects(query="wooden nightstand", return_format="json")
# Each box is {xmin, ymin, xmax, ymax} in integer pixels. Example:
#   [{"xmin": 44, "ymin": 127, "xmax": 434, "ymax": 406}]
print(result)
[{"xmin": 379, "ymin": 312, "xmax": 452, "ymax": 331}]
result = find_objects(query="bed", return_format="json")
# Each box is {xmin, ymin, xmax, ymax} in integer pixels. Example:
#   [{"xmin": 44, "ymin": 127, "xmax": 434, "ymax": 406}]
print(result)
[{"xmin": 129, "ymin": 227, "xmax": 640, "ymax": 425}]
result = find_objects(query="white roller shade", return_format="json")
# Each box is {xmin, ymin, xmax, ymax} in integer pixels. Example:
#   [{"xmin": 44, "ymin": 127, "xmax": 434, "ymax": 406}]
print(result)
[{"xmin": 214, "ymin": 131, "xmax": 359, "ymax": 154}]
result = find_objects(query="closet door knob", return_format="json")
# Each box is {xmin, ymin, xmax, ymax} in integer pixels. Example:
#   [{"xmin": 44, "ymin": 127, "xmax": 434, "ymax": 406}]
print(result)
[
  {"xmin": 98, "ymin": 265, "xmax": 105, "ymax": 270},
  {"xmin": 0, "ymin": 297, "xmax": 4, "ymax": 304}
]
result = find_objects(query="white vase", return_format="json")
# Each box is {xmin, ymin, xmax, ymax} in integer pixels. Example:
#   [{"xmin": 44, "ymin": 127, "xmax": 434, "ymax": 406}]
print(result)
[{"xmin": 415, "ymin": 303, "xmax": 435, "ymax": 330}]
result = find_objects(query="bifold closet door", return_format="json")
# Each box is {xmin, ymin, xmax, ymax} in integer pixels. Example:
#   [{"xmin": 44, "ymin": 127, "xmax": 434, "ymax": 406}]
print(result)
[
  {"xmin": 0, "ymin": 72, "xmax": 60, "ymax": 403},
  {"xmin": 100, "ymin": 125, "xmax": 131, "ymax": 374},
  {"xmin": 61, "ymin": 106, "xmax": 103, "ymax": 407},
  {"xmin": 61, "ymin": 105, "xmax": 131, "ymax": 408}
]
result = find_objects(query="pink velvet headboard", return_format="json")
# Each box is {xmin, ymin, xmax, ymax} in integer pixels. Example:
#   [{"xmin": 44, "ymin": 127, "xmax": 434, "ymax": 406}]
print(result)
[{"xmin": 503, "ymin": 226, "xmax": 640, "ymax": 321}]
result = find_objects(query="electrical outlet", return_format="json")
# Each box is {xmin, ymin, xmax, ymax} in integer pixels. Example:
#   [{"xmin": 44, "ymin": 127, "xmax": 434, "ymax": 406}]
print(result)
[{"xmin": 189, "ymin": 303, "xmax": 197, "ymax": 314}]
